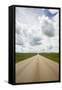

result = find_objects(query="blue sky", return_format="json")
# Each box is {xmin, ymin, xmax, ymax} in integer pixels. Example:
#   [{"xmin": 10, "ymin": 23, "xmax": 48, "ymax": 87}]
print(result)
[{"xmin": 15, "ymin": 7, "xmax": 59, "ymax": 53}]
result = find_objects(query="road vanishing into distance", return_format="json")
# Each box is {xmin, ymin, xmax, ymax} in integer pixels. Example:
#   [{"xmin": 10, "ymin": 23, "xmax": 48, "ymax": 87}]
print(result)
[{"xmin": 16, "ymin": 54, "xmax": 59, "ymax": 83}]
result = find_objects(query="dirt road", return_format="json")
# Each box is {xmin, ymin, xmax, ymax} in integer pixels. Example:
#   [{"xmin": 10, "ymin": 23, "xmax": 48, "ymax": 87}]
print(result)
[{"xmin": 16, "ymin": 54, "xmax": 59, "ymax": 83}]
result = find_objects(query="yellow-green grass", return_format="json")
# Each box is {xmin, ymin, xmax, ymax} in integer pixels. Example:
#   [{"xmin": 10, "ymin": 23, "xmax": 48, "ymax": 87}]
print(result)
[
  {"xmin": 16, "ymin": 53, "xmax": 36, "ymax": 63},
  {"xmin": 16, "ymin": 53, "xmax": 59, "ymax": 63},
  {"xmin": 39, "ymin": 53, "xmax": 59, "ymax": 63}
]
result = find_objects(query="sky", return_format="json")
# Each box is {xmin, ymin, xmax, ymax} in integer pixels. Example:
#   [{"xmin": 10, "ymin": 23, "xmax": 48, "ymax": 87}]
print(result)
[{"xmin": 15, "ymin": 7, "xmax": 59, "ymax": 53}]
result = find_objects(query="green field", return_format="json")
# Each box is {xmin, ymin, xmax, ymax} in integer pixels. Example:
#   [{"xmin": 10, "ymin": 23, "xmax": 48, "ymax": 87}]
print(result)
[
  {"xmin": 16, "ymin": 53, "xmax": 59, "ymax": 63},
  {"xmin": 39, "ymin": 53, "xmax": 59, "ymax": 63},
  {"xmin": 16, "ymin": 53, "xmax": 36, "ymax": 63}
]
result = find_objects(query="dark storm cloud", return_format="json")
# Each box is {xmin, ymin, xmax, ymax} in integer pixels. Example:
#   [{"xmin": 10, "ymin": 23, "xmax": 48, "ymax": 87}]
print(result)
[
  {"xmin": 16, "ymin": 34, "xmax": 24, "ymax": 46},
  {"xmin": 16, "ymin": 41, "xmax": 24, "ymax": 46},
  {"xmin": 30, "ymin": 37, "xmax": 42, "ymax": 46},
  {"xmin": 30, "ymin": 41, "xmax": 42, "ymax": 46},
  {"xmin": 48, "ymin": 45, "xmax": 53, "ymax": 50},
  {"xmin": 22, "ymin": 29, "xmax": 28, "ymax": 37},
  {"xmin": 42, "ymin": 20, "xmax": 55, "ymax": 37},
  {"xmin": 16, "ymin": 27, "xmax": 21, "ymax": 35}
]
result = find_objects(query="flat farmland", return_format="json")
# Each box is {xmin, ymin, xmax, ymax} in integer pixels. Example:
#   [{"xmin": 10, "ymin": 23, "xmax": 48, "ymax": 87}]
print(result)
[
  {"xmin": 16, "ymin": 53, "xmax": 36, "ymax": 63},
  {"xmin": 39, "ymin": 53, "xmax": 59, "ymax": 63},
  {"xmin": 16, "ymin": 53, "xmax": 59, "ymax": 63}
]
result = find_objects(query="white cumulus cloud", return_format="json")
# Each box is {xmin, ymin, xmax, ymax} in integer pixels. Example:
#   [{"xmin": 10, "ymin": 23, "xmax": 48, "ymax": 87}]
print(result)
[{"xmin": 15, "ymin": 7, "xmax": 59, "ymax": 53}]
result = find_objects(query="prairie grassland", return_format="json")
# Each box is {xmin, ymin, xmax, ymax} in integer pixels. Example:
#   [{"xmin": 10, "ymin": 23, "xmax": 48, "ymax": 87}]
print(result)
[
  {"xmin": 40, "ymin": 53, "xmax": 59, "ymax": 63},
  {"xmin": 16, "ymin": 53, "xmax": 36, "ymax": 63},
  {"xmin": 16, "ymin": 53, "xmax": 59, "ymax": 63}
]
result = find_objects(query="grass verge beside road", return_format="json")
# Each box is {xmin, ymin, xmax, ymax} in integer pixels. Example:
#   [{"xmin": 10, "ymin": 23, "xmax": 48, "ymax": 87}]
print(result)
[
  {"xmin": 16, "ymin": 53, "xmax": 36, "ymax": 63},
  {"xmin": 40, "ymin": 53, "xmax": 59, "ymax": 63}
]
